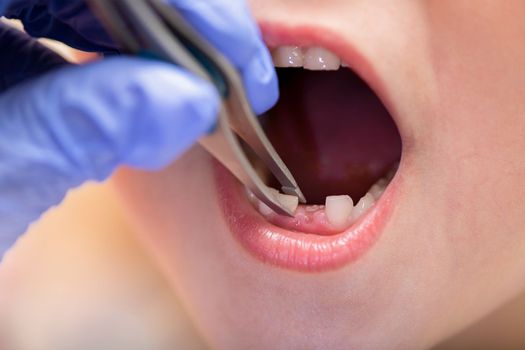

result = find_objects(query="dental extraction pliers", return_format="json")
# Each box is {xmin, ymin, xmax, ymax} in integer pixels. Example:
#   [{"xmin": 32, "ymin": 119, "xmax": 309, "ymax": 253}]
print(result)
[{"xmin": 86, "ymin": 0, "xmax": 306, "ymax": 216}]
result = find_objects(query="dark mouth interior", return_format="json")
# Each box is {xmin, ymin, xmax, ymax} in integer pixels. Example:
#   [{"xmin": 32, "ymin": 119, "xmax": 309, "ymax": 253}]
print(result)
[{"xmin": 261, "ymin": 68, "xmax": 402, "ymax": 205}]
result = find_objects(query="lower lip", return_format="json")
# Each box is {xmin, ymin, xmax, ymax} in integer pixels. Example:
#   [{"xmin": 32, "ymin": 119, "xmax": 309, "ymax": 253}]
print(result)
[
  {"xmin": 213, "ymin": 23, "xmax": 401, "ymax": 272},
  {"xmin": 214, "ymin": 161, "xmax": 401, "ymax": 272}
]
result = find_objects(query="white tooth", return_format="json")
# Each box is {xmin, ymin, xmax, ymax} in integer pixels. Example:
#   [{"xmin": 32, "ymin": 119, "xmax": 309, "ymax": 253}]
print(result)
[
  {"xmin": 352, "ymin": 193, "xmax": 375, "ymax": 221},
  {"xmin": 272, "ymin": 46, "xmax": 304, "ymax": 68},
  {"xmin": 325, "ymin": 195, "xmax": 354, "ymax": 228},
  {"xmin": 276, "ymin": 193, "xmax": 299, "ymax": 213},
  {"xmin": 341, "ymin": 61, "xmax": 349, "ymax": 68},
  {"xmin": 369, "ymin": 184, "xmax": 385, "ymax": 200},
  {"xmin": 304, "ymin": 47, "xmax": 341, "ymax": 71},
  {"xmin": 258, "ymin": 201, "xmax": 274, "ymax": 217},
  {"xmin": 267, "ymin": 187, "xmax": 280, "ymax": 198},
  {"xmin": 369, "ymin": 178, "xmax": 388, "ymax": 199}
]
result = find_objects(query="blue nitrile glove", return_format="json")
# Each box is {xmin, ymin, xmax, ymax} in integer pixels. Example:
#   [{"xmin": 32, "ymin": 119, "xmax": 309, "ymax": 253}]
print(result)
[{"xmin": 0, "ymin": 0, "xmax": 278, "ymax": 259}]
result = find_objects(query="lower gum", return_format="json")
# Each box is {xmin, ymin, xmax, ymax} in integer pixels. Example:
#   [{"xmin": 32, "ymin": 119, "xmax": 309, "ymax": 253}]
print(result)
[{"xmin": 246, "ymin": 166, "xmax": 397, "ymax": 234}]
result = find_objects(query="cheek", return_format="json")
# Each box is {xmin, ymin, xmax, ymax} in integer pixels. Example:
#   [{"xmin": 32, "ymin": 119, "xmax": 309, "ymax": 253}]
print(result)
[
  {"xmin": 112, "ymin": 147, "xmax": 257, "ymax": 343},
  {"xmin": 112, "ymin": 147, "xmax": 221, "ymax": 259},
  {"xmin": 427, "ymin": 0, "xmax": 525, "ymax": 250},
  {"xmin": 411, "ymin": 0, "xmax": 525, "ymax": 319}
]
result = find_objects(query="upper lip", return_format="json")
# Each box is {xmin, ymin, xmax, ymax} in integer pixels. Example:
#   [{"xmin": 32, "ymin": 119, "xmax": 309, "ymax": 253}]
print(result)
[{"xmin": 214, "ymin": 22, "xmax": 405, "ymax": 272}]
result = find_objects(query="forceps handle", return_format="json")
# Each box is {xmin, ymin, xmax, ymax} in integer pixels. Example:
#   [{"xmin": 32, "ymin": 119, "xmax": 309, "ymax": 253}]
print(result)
[
  {"xmin": 87, "ymin": 0, "xmax": 305, "ymax": 216},
  {"xmin": 143, "ymin": 0, "xmax": 306, "ymax": 201}
]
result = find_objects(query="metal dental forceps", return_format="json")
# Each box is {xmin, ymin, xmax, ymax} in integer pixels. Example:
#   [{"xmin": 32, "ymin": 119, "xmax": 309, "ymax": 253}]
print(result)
[{"xmin": 87, "ymin": 0, "xmax": 306, "ymax": 216}]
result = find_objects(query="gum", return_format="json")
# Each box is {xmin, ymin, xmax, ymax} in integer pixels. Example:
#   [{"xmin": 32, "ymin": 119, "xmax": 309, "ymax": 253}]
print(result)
[
  {"xmin": 246, "ymin": 164, "xmax": 395, "ymax": 235},
  {"xmin": 262, "ymin": 204, "xmax": 352, "ymax": 235}
]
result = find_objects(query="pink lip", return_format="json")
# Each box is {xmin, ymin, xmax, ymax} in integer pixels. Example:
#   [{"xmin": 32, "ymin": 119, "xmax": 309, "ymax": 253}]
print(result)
[
  {"xmin": 213, "ymin": 24, "xmax": 403, "ymax": 272},
  {"xmin": 214, "ymin": 162, "xmax": 400, "ymax": 272}
]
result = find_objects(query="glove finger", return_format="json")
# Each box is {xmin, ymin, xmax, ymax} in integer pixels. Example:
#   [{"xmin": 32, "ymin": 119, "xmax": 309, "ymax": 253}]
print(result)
[
  {"xmin": 0, "ymin": 57, "xmax": 220, "ymax": 238},
  {"xmin": 0, "ymin": 22, "xmax": 69, "ymax": 93},
  {"xmin": 3, "ymin": 0, "xmax": 116, "ymax": 52},
  {"xmin": 5, "ymin": 0, "xmax": 278, "ymax": 113},
  {"xmin": 168, "ymin": 0, "xmax": 279, "ymax": 114}
]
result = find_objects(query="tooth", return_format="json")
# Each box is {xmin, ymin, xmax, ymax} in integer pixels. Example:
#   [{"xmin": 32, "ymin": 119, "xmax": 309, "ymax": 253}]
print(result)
[
  {"xmin": 369, "ymin": 184, "xmax": 385, "ymax": 200},
  {"xmin": 258, "ymin": 201, "xmax": 274, "ymax": 217},
  {"xmin": 260, "ymin": 187, "xmax": 298, "ymax": 214},
  {"xmin": 267, "ymin": 187, "xmax": 280, "ymax": 198},
  {"xmin": 369, "ymin": 179, "xmax": 388, "ymax": 200},
  {"xmin": 325, "ymin": 195, "xmax": 354, "ymax": 228},
  {"xmin": 272, "ymin": 46, "xmax": 304, "ymax": 68},
  {"xmin": 304, "ymin": 47, "xmax": 341, "ymax": 71},
  {"xmin": 341, "ymin": 61, "xmax": 349, "ymax": 68},
  {"xmin": 352, "ymin": 193, "xmax": 375, "ymax": 221},
  {"xmin": 276, "ymin": 193, "xmax": 299, "ymax": 213}
]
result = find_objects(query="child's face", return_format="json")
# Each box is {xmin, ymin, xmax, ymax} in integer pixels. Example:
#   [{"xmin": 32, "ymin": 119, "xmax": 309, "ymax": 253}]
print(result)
[{"xmin": 114, "ymin": 1, "xmax": 525, "ymax": 348}]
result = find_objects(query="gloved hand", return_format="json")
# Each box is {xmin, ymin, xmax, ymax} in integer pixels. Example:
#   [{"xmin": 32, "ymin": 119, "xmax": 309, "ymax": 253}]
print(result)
[{"xmin": 0, "ymin": 0, "xmax": 278, "ymax": 259}]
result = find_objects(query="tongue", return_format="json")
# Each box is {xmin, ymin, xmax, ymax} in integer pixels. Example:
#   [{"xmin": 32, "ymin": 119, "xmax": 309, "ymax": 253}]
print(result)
[{"xmin": 262, "ymin": 68, "xmax": 402, "ymax": 204}]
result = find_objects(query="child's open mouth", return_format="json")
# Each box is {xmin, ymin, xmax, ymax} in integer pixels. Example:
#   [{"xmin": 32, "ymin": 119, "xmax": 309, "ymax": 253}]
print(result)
[{"xmin": 215, "ymin": 24, "xmax": 405, "ymax": 272}]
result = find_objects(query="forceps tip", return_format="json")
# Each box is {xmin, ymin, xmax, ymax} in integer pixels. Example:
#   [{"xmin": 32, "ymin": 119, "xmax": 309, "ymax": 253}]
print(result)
[{"xmin": 281, "ymin": 186, "xmax": 307, "ymax": 204}]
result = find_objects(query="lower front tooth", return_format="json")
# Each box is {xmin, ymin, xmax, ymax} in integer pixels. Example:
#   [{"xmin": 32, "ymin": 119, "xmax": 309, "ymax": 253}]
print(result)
[
  {"xmin": 276, "ymin": 193, "xmax": 299, "ymax": 213},
  {"xmin": 352, "ymin": 193, "xmax": 375, "ymax": 221},
  {"xmin": 267, "ymin": 187, "xmax": 280, "ymax": 198},
  {"xmin": 304, "ymin": 47, "xmax": 341, "ymax": 71},
  {"xmin": 325, "ymin": 195, "xmax": 354, "ymax": 228}
]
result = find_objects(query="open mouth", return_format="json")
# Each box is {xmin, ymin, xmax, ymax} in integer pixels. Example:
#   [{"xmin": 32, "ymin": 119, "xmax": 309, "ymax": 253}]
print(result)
[{"xmin": 215, "ymin": 25, "xmax": 404, "ymax": 272}]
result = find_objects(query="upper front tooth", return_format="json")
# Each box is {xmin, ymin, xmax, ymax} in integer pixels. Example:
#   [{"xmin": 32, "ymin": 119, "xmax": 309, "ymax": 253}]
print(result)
[
  {"xmin": 272, "ymin": 46, "xmax": 303, "ymax": 68},
  {"xmin": 304, "ymin": 47, "xmax": 341, "ymax": 71},
  {"xmin": 325, "ymin": 195, "xmax": 354, "ymax": 228}
]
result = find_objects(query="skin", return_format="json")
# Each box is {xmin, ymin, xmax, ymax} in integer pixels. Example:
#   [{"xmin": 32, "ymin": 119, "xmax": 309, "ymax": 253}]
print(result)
[{"xmin": 113, "ymin": 0, "xmax": 525, "ymax": 349}]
